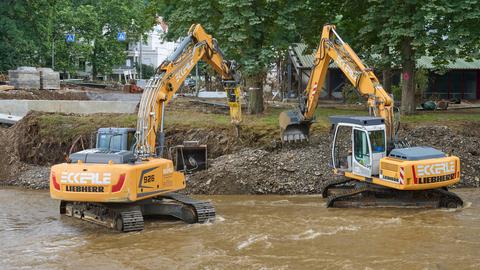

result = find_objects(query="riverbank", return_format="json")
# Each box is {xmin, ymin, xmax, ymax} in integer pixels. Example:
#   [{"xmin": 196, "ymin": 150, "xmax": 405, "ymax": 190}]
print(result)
[{"xmin": 1, "ymin": 104, "xmax": 479, "ymax": 192}]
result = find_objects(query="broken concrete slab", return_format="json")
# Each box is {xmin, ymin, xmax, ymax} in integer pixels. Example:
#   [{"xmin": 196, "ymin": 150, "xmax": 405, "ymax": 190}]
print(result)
[
  {"xmin": 0, "ymin": 85, "xmax": 14, "ymax": 91},
  {"xmin": 0, "ymin": 113, "xmax": 22, "ymax": 125}
]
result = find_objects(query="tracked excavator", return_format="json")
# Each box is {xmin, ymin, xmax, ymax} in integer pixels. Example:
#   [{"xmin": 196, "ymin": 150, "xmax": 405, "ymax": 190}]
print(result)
[
  {"xmin": 280, "ymin": 25, "xmax": 463, "ymax": 208},
  {"xmin": 50, "ymin": 24, "xmax": 242, "ymax": 232}
]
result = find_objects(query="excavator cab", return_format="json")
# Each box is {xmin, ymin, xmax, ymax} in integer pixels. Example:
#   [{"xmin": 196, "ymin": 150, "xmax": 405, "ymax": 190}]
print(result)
[{"xmin": 331, "ymin": 116, "xmax": 387, "ymax": 177}]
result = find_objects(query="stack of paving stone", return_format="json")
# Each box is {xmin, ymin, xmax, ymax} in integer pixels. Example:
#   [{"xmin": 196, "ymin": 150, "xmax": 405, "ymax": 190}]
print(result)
[
  {"xmin": 8, "ymin": 67, "xmax": 60, "ymax": 90},
  {"xmin": 8, "ymin": 66, "xmax": 40, "ymax": 90},
  {"xmin": 37, "ymin": 67, "xmax": 60, "ymax": 90}
]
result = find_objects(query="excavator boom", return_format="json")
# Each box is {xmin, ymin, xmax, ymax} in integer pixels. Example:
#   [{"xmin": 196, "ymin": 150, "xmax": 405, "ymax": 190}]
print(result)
[
  {"xmin": 280, "ymin": 25, "xmax": 394, "ymax": 143},
  {"xmin": 136, "ymin": 24, "xmax": 242, "ymax": 157}
]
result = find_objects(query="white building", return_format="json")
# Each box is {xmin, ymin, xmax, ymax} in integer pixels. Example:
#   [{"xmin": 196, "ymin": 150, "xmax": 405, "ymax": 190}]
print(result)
[{"xmin": 112, "ymin": 19, "xmax": 178, "ymax": 81}]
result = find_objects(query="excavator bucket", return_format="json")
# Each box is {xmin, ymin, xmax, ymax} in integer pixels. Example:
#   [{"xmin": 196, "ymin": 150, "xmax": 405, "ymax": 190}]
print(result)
[{"xmin": 279, "ymin": 109, "xmax": 311, "ymax": 142}]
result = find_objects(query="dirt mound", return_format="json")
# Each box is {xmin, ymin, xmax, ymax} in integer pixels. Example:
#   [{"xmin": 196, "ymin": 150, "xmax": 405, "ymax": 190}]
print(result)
[
  {"xmin": 187, "ymin": 125, "xmax": 480, "ymax": 194},
  {"xmin": 186, "ymin": 142, "xmax": 331, "ymax": 195},
  {"xmin": 0, "ymin": 125, "xmax": 50, "ymax": 189}
]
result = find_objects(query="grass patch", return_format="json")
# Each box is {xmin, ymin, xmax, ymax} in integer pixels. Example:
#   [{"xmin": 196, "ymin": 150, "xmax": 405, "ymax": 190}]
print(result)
[
  {"xmin": 33, "ymin": 107, "xmax": 480, "ymax": 140},
  {"xmin": 37, "ymin": 113, "xmax": 136, "ymax": 140}
]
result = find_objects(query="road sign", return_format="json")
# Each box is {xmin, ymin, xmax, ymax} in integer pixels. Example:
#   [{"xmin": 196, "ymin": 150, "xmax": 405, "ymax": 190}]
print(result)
[
  {"xmin": 66, "ymin": 34, "xmax": 75, "ymax": 43},
  {"xmin": 117, "ymin": 32, "xmax": 126, "ymax": 42}
]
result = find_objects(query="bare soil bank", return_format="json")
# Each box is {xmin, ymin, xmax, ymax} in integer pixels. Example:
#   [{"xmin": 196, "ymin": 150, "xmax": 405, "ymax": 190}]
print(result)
[{"xmin": 1, "ymin": 112, "xmax": 479, "ymax": 193}]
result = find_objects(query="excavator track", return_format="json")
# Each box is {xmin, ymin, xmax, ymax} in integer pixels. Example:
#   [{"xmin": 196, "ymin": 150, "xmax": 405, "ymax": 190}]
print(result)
[
  {"xmin": 62, "ymin": 201, "xmax": 145, "ymax": 232},
  {"xmin": 320, "ymin": 177, "xmax": 354, "ymax": 198},
  {"xmin": 117, "ymin": 210, "xmax": 144, "ymax": 232},
  {"xmin": 161, "ymin": 193, "xmax": 216, "ymax": 223},
  {"xmin": 327, "ymin": 186, "xmax": 370, "ymax": 207},
  {"xmin": 325, "ymin": 183, "xmax": 464, "ymax": 208},
  {"xmin": 436, "ymin": 188, "xmax": 464, "ymax": 208},
  {"xmin": 60, "ymin": 193, "xmax": 215, "ymax": 232}
]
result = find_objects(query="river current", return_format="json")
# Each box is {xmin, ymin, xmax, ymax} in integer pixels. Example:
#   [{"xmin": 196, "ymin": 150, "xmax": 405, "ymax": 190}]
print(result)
[{"xmin": 1, "ymin": 188, "xmax": 479, "ymax": 269}]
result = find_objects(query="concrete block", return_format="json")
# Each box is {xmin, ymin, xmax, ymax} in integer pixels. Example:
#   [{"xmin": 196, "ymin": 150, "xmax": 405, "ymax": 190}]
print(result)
[
  {"xmin": 37, "ymin": 67, "xmax": 60, "ymax": 90},
  {"xmin": 8, "ymin": 66, "xmax": 40, "ymax": 90},
  {"xmin": 0, "ymin": 113, "xmax": 22, "ymax": 125}
]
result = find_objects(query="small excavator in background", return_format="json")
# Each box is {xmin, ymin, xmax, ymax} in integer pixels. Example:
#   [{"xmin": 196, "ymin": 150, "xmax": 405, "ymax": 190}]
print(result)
[
  {"xmin": 50, "ymin": 24, "xmax": 242, "ymax": 232},
  {"xmin": 280, "ymin": 25, "xmax": 463, "ymax": 208}
]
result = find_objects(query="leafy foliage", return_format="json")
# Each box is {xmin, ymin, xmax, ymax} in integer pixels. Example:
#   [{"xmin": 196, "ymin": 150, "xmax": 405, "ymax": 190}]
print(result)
[
  {"xmin": 0, "ymin": 0, "xmax": 154, "ymax": 77},
  {"xmin": 340, "ymin": 0, "xmax": 480, "ymax": 113}
]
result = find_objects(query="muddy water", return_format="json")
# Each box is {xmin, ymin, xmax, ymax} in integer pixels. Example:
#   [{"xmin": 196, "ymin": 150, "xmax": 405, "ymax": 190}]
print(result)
[{"xmin": 1, "ymin": 188, "xmax": 479, "ymax": 270}]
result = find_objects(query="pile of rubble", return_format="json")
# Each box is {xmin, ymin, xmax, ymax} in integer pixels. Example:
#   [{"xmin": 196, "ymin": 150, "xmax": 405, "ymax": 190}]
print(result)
[
  {"xmin": 187, "ymin": 125, "xmax": 480, "ymax": 194},
  {"xmin": 186, "ymin": 137, "xmax": 333, "ymax": 195}
]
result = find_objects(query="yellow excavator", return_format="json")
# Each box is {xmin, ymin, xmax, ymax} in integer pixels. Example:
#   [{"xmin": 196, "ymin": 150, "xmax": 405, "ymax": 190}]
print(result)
[
  {"xmin": 280, "ymin": 25, "xmax": 463, "ymax": 208},
  {"xmin": 50, "ymin": 24, "xmax": 242, "ymax": 231}
]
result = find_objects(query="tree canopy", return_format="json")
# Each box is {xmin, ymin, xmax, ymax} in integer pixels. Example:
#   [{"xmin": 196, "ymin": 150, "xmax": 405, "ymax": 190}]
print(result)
[
  {"xmin": 1, "ymin": 0, "xmax": 479, "ymax": 114},
  {"xmin": 0, "ymin": 0, "xmax": 154, "ymax": 77}
]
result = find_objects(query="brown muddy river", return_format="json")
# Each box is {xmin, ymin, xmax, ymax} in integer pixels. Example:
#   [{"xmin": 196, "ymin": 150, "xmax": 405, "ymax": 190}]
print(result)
[{"xmin": 1, "ymin": 188, "xmax": 479, "ymax": 270}]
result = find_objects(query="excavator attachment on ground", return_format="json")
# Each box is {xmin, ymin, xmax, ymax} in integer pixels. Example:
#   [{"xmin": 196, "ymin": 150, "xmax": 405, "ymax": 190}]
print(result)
[{"xmin": 279, "ymin": 25, "xmax": 463, "ymax": 208}]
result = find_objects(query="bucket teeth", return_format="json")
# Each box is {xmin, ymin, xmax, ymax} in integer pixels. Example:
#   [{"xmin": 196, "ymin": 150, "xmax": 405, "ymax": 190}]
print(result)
[
  {"xmin": 279, "ymin": 109, "xmax": 311, "ymax": 143},
  {"xmin": 283, "ymin": 132, "xmax": 308, "ymax": 143}
]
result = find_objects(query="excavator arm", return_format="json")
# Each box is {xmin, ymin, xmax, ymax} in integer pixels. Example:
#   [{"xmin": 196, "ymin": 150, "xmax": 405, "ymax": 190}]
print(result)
[
  {"xmin": 280, "ymin": 25, "xmax": 395, "ymax": 143},
  {"xmin": 135, "ymin": 24, "xmax": 242, "ymax": 157}
]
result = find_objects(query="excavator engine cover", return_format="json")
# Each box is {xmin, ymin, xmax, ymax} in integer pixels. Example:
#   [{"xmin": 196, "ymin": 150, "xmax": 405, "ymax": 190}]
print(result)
[
  {"xmin": 279, "ymin": 109, "xmax": 311, "ymax": 142},
  {"xmin": 174, "ymin": 141, "xmax": 208, "ymax": 173}
]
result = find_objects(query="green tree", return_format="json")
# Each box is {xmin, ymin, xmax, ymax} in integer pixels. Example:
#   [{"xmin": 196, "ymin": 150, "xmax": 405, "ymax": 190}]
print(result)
[
  {"xmin": 352, "ymin": 0, "xmax": 480, "ymax": 115},
  {"xmin": 0, "ymin": 0, "xmax": 155, "ymax": 78},
  {"xmin": 67, "ymin": 0, "xmax": 154, "ymax": 79},
  {"xmin": 155, "ymin": 0, "xmax": 327, "ymax": 113}
]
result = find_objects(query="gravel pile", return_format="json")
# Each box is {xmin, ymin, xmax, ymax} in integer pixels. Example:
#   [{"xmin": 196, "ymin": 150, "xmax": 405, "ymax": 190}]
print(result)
[
  {"xmin": 187, "ymin": 124, "xmax": 480, "ymax": 194},
  {"xmin": 186, "ymin": 137, "xmax": 333, "ymax": 195}
]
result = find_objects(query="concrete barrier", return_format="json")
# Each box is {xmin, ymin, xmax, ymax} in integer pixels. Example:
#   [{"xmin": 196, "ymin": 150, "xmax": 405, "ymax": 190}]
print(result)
[{"xmin": 0, "ymin": 100, "xmax": 138, "ymax": 116}]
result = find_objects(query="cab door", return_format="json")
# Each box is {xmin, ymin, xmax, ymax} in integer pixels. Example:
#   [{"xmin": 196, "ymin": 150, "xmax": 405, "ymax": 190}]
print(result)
[{"xmin": 352, "ymin": 128, "xmax": 372, "ymax": 177}]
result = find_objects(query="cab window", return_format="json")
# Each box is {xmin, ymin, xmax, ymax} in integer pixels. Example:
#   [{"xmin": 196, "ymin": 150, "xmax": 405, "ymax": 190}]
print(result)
[
  {"xmin": 369, "ymin": 130, "xmax": 385, "ymax": 153},
  {"xmin": 354, "ymin": 129, "xmax": 370, "ymax": 166}
]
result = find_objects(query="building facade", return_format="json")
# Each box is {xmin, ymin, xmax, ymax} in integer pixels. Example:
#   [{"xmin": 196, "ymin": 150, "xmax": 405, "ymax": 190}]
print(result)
[{"xmin": 287, "ymin": 43, "xmax": 480, "ymax": 100}]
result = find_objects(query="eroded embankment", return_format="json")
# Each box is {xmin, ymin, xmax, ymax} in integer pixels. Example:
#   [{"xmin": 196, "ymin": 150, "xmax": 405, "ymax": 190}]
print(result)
[
  {"xmin": 0, "ymin": 111, "xmax": 273, "ymax": 189},
  {"xmin": 1, "ymin": 112, "xmax": 479, "ymax": 193}
]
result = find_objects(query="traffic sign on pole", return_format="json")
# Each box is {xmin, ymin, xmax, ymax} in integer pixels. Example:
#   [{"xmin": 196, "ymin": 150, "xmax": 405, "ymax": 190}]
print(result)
[
  {"xmin": 66, "ymin": 34, "xmax": 75, "ymax": 43},
  {"xmin": 117, "ymin": 32, "xmax": 126, "ymax": 42}
]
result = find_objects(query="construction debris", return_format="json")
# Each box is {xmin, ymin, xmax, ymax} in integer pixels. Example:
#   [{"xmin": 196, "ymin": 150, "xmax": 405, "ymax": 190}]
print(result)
[{"xmin": 0, "ymin": 113, "xmax": 22, "ymax": 125}]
